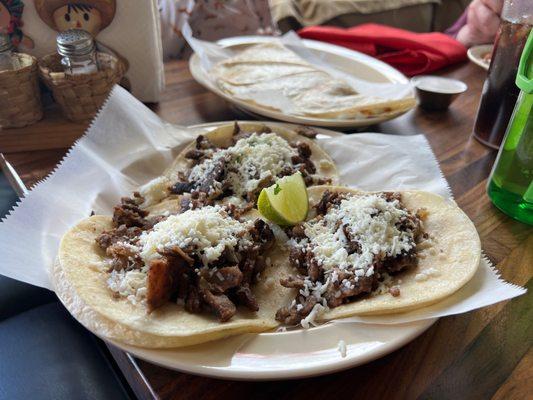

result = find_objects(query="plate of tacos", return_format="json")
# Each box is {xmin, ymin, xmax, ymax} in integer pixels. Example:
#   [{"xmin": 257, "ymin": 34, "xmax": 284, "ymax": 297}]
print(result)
[
  {"xmin": 189, "ymin": 36, "xmax": 416, "ymax": 129},
  {"xmin": 52, "ymin": 122, "xmax": 480, "ymax": 379}
]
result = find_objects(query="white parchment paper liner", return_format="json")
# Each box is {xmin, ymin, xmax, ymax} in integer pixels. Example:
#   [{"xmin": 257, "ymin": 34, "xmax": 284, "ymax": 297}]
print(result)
[
  {"xmin": 0, "ymin": 86, "xmax": 525, "ymax": 327},
  {"xmin": 182, "ymin": 25, "xmax": 414, "ymax": 115}
]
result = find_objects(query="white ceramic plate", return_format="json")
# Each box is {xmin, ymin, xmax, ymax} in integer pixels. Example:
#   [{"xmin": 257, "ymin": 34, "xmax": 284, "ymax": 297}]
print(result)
[
  {"xmin": 189, "ymin": 36, "xmax": 414, "ymax": 129},
  {"xmin": 467, "ymin": 44, "xmax": 493, "ymax": 71},
  {"xmin": 102, "ymin": 121, "xmax": 436, "ymax": 380}
]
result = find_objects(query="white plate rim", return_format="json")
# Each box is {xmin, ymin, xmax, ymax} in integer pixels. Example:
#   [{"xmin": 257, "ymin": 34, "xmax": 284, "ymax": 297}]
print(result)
[
  {"xmin": 188, "ymin": 35, "xmax": 414, "ymax": 128},
  {"xmin": 91, "ymin": 121, "xmax": 438, "ymax": 381}
]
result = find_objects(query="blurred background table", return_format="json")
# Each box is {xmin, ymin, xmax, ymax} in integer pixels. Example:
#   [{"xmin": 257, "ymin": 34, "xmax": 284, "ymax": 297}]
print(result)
[{"xmin": 0, "ymin": 60, "xmax": 531, "ymax": 400}]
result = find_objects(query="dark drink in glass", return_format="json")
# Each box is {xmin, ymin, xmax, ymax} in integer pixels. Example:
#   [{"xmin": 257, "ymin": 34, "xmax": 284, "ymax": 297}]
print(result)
[{"xmin": 473, "ymin": 19, "xmax": 531, "ymax": 149}]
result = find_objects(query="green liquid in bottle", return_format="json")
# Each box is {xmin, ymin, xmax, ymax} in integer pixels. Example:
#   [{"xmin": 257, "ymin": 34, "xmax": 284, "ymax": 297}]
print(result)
[{"xmin": 487, "ymin": 91, "xmax": 533, "ymax": 225}]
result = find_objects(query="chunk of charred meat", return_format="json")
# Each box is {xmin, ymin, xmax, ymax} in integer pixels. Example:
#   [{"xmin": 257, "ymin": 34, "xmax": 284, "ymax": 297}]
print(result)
[
  {"xmin": 275, "ymin": 296, "xmax": 317, "ymax": 325},
  {"xmin": 324, "ymin": 274, "xmax": 375, "ymax": 308},
  {"xmin": 288, "ymin": 247, "xmax": 307, "ymax": 275},
  {"xmin": 196, "ymin": 158, "xmax": 226, "ymax": 195},
  {"xmin": 199, "ymin": 284, "xmax": 236, "ymax": 322},
  {"xmin": 146, "ymin": 257, "xmax": 184, "ymax": 312},
  {"xmin": 184, "ymin": 149, "xmax": 205, "ymax": 160},
  {"xmin": 225, "ymin": 203, "xmax": 253, "ymax": 219},
  {"xmin": 315, "ymin": 190, "xmax": 345, "ymax": 216},
  {"xmin": 106, "ymin": 243, "xmax": 143, "ymax": 271},
  {"xmin": 249, "ymin": 219, "xmax": 275, "ymax": 251},
  {"xmin": 112, "ymin": 197, "xmax": 149, "ymax": 228},
  {"xmin": 342, "ymin": 224, "xmax": 361, "ymax": 255},
  {"xmin": 196, "ymin": 134, "xmax": 214, "ymax": 150},
  {"xmin": 296, "ymin": 142, "xmax": 312, "ymax": 158},
  {"xmin": 170, "ymin": 181, "xmax": 195, "ymax": 195},
  {"xmin": 280, "ymin": 275, "xmax": 306, "ymax": 289},
  {"xmin": 233, "ymin": 284, "xmax": 259, "ymax": 311},
  {"xmin": 383, "ymin": 250, "xmax": 418, "ymax": 273},
  {"xmin": 159, "ymin": 244, "xmax": 195, "ymax": 266},
  {"xmin": 200, "ymin": 266, "xmax": 243, "ymax": 293},
  {"xmin": 96, "ymin": 225, "xmax": 142, "ymax": 250},
  {"xmin": 295, "ymin": 126, "xmax": 318, "ymax": 139},
  {"xmin": 306, "ymin": 252, "xmax": 323, "ymax": 282},
  {"xmin": 185, "ymin": 284, "xmax": 202, "ymax": 313}
]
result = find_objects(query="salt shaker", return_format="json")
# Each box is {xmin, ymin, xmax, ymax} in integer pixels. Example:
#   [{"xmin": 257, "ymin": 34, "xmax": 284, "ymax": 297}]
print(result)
[
  {"xmin": 57, "ymin": 29, "xmax": 98, "ymax": 75},
  {"xmin": 0, "ymin": 34, "xmax": 19, "ymax": 71}
]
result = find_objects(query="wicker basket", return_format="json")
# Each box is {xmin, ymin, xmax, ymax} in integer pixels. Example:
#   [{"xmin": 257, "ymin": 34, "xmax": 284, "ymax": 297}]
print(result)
[
  {"xmin": 0, "ymin": 54, "xmax": 43, "ymax": 128},
  {"xmin": 38, "ymin": 52, "xmax": 125, "ymax": 122}
]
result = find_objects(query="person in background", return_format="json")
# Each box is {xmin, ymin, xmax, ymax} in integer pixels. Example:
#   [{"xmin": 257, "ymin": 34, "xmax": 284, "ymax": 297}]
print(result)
[
  {"xmin": 159, "ymin": 0, "xmax": 277, "ymax": 60},
  {"xmin": 447, "ymin": 0, "xmax": 504, "ymax": 47}
]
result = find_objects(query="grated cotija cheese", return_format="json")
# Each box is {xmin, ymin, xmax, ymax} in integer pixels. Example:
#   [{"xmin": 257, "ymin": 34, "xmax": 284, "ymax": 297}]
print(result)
[
  {"xmin": 290, "ymin": 193, "xmax": 418, "ymax": 327},
  {"xmin": 188, "ymin": 133, "xmax": 298, "ymax": 197},
  {"xmin": 298, "ymin": 194, "xmax": 415, "ymax": 273},
  {"xmin": 107, "ymin": 265, "xmax": 149, "ymax": 305},
  {"xmin": 139, "ymin": 205, "xmax": 253, "ymax": 266}
]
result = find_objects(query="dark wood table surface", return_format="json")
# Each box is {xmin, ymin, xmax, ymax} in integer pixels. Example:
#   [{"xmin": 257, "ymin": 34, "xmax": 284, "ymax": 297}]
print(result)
[{"xmin": 0, "ymin": 60, "xmax": 531, "ymax": 400}]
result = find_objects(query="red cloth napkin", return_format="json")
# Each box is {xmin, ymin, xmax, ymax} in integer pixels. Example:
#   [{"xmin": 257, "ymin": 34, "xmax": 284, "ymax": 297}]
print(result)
[{"xmin": 298, "ymin": 24, "xmax": 467, "ymax": 76}]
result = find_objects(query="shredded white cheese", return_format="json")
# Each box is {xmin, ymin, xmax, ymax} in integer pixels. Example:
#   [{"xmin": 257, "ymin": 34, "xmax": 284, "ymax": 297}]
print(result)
[
  {"xmin": 188, "ymin": 133, "xmax": 297, "ymax": 197},
  {"xmin": 107, "ymin": 265, "xmax": 148, "ymax": 305},
  {"xmin": 139, "ymin": 205, "xmax": 252, "ymax": 266},
  {"xmin": 415, "ymin": 267, "xmax": 440, "ymax": 282},
  {"xmin": 299, "ymin": 194, "xmax": 414, "ymax": 273}
]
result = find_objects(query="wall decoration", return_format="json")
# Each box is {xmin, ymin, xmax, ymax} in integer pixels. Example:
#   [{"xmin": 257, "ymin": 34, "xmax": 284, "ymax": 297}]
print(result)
[{"xmin": 0, "ymin": 0, "xmax": 34, "ymax": 49}]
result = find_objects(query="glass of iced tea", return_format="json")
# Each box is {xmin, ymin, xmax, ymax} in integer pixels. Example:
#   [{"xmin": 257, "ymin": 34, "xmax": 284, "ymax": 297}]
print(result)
[{"xmin": 472, "ymin": 0, "xmax": 532, "ymax": 149}]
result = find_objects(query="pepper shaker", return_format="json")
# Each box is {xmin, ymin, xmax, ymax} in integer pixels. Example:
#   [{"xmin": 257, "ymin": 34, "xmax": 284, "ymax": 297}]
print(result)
[{"xmin": 56, "ymin": 29, "xmax": 99, "ymax": 75}]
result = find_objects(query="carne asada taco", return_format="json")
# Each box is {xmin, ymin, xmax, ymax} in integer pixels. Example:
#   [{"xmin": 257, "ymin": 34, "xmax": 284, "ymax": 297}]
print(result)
[
  {"xmin": 140, "ymin": 122, "xmax": 338, "ymax": 211},
  {"xmin": 276, "ymin": 186, "xmax": 480, "ymax": 327},
  {"xmin": 53, "ymin": 203, "xmax": 295, "ymax": 348}
]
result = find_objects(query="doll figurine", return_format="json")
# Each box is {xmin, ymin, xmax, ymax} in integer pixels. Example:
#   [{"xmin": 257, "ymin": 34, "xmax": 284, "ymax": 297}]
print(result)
[
  {"xmin": 0, "ymin": 0, "xmax": 34, "ymax": 49},
  {"xmin": 35, "ymin": 0, "xmax": 116, "ymax": 37}
]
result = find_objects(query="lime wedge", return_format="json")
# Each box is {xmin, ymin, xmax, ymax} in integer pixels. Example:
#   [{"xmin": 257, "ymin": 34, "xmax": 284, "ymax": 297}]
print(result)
[{"xmin": 257, "ymin": 172, "xmax": 308, "ymax": 226}]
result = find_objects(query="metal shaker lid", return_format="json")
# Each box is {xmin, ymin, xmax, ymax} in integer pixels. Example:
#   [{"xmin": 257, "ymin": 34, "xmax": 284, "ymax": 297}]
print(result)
[{"xmin": 57, "ymin": 29, "xmax": 95, "ymax": 57}]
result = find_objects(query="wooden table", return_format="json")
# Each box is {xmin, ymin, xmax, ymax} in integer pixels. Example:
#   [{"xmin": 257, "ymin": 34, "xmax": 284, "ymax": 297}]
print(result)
[{"xmin": 0, "ymin": 60, "xmax": 531, "ymax": 400}]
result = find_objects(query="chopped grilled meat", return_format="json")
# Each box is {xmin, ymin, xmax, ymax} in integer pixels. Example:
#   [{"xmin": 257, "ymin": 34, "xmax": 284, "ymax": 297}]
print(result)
[
  {"xmin": 342, "ymin": 224, "xmax": 361, "ymax": 255},
  {"xmin": 383, "ymin": 251, "xmax": 418, "ymax": 273},
  {"xmin": 315, "ymin": 190, "xmax": 344, "ymax": 215},
  {"xmin": 325, "ymin": 275, "xmax": 375, "ymax": 308},
  {"xmin": 146, "ymin": 257, "xmax": 183, "ymax": 312},
  {"xmin": 196, "ymin": 134, "xmax": 214, "ymax": 150},
  {"xmin": 306, "ymin": 252, "xmax": 322, "ymax": 282},
  {"xmin": 200, "ymin": 266, "xmax": 243, "ymax": 293},
  {"xmin": 170, "ymin": 181, "xmax": 195, "ymax": 195},
  {"xmin": 196, "ymin": 158, "xmax": 226, "ymax": 195},
  {"xmin": 232, "ymin": 121, "xmax": 241, "ymax": 136},
  {"xmin": 199, "ymin": 285, "xmax": 236, "ymax": 322},
  {"xmin": 112, "ymin": 197, "xmax": 148, "ymax": 228},
  {"xmin": 296, "ymin": 142, "xmax": 312, "ymax": 158},
  {"xmin": 276, "ymin": 296, "xmax": 317, "ymax": 325},
  {"xmin": 295, "ymin": 126, "xmax": 318, "ymax": 139},
  {"xmin": 288, "ymin": 247, "xmax": 307, "ymax": 274},
  {"xmin": 96, "ymin": 225, "xmax": 142, "ymax": 250},
  {"xmin": 225, "ymin": 203, "xmax": 254, "ymax": 219},
  {"xmin": 184, "ymin": 149, "xmax": 205, "ymax": 160},
  {"xmin": 249, "ymin": 219, "xmax": 275, "ymax": 251},
  {"xmin": 185, "ymin": 284, "xmax": 202, "ymax": 313},
  {"xmin": 234, "ymin": 284, "xmax": 259, "ymax": 311},
  {"xmin": 280, "ymin": 275, "xmax": 306, "ymax": 289},
  {"xmin": 159, "ymin": 245, "xmax": 194, "ymax": 266},
  {"xmin": 291, "ymin": 224, "xmax": 306, "ymax": 239}
]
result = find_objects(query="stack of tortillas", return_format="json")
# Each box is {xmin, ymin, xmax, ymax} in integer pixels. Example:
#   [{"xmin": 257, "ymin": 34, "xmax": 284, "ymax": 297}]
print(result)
[{"xmin": 211, "ymin": 43, "xmax": 416, "ymax": 120}]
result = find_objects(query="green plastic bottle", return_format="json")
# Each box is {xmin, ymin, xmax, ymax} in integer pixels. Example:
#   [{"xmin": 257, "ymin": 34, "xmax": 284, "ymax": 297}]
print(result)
[{"xmin": 487, "ymin": 30, "xmax": 533, "ymax": 225}]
